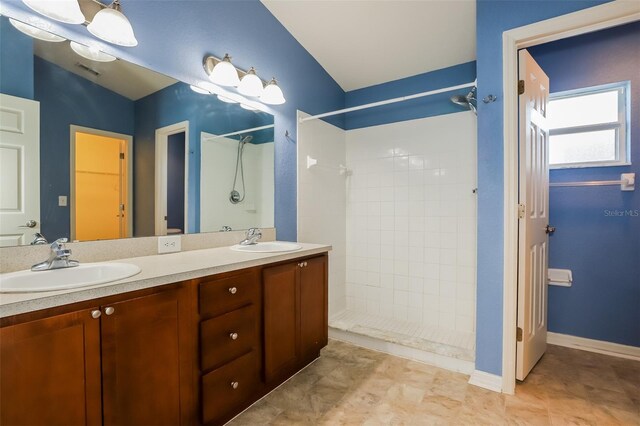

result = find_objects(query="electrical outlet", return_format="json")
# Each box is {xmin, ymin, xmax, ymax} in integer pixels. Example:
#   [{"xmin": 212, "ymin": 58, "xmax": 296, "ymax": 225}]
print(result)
[{"xmin": 158, "ymin": 235, "xmax": 181, "ymax": 254}]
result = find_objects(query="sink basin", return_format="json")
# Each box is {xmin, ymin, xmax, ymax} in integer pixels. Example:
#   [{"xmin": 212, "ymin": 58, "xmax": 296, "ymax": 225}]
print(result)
[
  {"xmin": 230, "ymin": 242, "xmax": 302, "ymax": 253},
  {"xmin": 0, "ymin": 262, "xmax": 141, "ymax": 293}
]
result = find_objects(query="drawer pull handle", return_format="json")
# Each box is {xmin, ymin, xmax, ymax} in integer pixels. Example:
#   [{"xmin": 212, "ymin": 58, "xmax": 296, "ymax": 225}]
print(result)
[
  {"xmin": 91, "ymin": 310, "xmax": 101, "ymax": 319},
  {"xmin": 228, "ymin": 287, "xmax": 237, "ymax": 295},
  {"xmin": 230, "ymin": 381, "xmax": 239, "ymax": 389},
  {"xmin": 230, "ymin": 332, "xmax": 238, "ymax": 340}
]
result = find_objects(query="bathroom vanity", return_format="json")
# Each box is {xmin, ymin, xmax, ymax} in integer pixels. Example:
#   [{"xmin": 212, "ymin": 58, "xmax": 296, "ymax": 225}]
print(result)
[{"xmin": 0, "ymin": 245, "xmax": 329, "ymax": 426}]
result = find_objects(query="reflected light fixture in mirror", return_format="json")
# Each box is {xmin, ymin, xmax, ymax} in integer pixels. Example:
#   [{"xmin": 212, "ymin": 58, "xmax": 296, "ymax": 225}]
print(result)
[
  {"xmin": 238, "ymin": 67, "xmax": 263, "ymax": 97},
  {"xmin": 190, "ymin": 81, "xmax": 219, "ymax": 95},
  {"xmin": 22, "ymin": 0, "xmax": 85, "ymax": 24},
  {"xmin": 9, "ymin": 18, "xmax": 66, "ymax": 42},
  {"xmin": 70, "ymin": 41, "xmax": 116, "ymax": 62},
  {"xmin": 87, "ymin": 0, "xmax": 138, "ymax": 47},
  {"xmin": 260, "ymin": 78, "xmax": 286, "ymax": 105},
  {"xmin": 240, "ymin": 103, "xmax": 258, "ymax": 111},
  {"xmin": 209, "ymin": 54, "xmax": 240, "ymax": 87}
]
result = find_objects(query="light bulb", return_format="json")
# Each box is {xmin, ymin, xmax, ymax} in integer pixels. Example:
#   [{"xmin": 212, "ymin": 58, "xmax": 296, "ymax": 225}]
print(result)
[
  {"xmin": 238, "ymin": 67, "xmax": 263, "ymax": 97},
  {"xmin": 260, "ymin": 78, "xmax": 286, "ymax": 105},
  {"xmin": 87, "ymin": 1, "xmax": 138, "ymax": 47},
  {"xmin": 9, "ymin": 18, "xmax": 66, "ymax": 42},
  {"xmin": 22, "ymin": 0, "xmax": 85, "ymax": 24},
  {"xmin": 70, "ymin": 41, "xmax": 116, "ymax": 62},
  {"xmin": 209, "ymin": 54, "xmax": 240, "ymax": 87}
]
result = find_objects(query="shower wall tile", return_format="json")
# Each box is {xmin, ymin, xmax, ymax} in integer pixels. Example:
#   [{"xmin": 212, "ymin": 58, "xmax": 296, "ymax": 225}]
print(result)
[{"xmin": 345, "ymin": 112, "xmax": 477, "ymax": 333}]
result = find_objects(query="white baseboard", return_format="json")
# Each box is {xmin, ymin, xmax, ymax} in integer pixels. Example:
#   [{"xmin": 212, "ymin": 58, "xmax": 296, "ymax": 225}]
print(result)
[
  {"xmin": 328, "ymin": 328, "xmax": 475, "ymax": 375},
  {"xmin": 547, "ymin": 332, "xmax": 640, "ymax": 361},
  {"xmin": 468, "ymin": 370, "xmax": 503, "ymax": 393}
]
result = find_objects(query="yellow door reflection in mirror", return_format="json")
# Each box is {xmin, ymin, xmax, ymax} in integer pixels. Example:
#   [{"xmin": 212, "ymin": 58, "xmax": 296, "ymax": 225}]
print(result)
[{"xmin": 74, "ymin": 131, "xmax": 128, "ymax": 241}]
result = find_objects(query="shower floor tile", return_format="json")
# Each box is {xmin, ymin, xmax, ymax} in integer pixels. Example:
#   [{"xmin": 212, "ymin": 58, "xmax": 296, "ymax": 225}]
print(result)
[{"xmin": 329, "ymin": 310, "xmax": 475, "ymax": 361}]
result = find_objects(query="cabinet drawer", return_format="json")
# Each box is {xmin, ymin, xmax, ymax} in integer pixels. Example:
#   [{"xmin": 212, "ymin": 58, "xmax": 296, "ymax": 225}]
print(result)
[
  {"xmin": 200, "ymin": 304, "xmax": 259, "ymax": 371},
  {"xmin": 199, "ymin": 271, "xmax": 259, "ymax": 317},
  {"xmin": 201, "ymin": 350, "xmax": 260, "ymax": 425}
]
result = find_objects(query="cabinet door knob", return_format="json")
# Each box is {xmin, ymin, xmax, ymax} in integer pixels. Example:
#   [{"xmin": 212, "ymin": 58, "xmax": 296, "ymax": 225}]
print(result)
[
  {"xmin": 229, "ymin": 332, "xmax": 238, "ymax": 340},
  {"xmin": 304, "ymin": 261, "xmax": 308, "ymax": 267},
  {"xmin": 230, "ymin": 381, "xmax": 239, "ymax": 389},
  {"xmin": 298, "ymin": 262, "xmax": 303, "ymax": 268},
  {"xmin": 104, "ymin": 306, "xmax": 115, "ymax": 315},
  {"xmin": 91, "ymin": 310, "xmax": 101, "ymax": 319},
  {"xmin": 228, "ymin": 287, "xmax": 237, "ymax": 295}
]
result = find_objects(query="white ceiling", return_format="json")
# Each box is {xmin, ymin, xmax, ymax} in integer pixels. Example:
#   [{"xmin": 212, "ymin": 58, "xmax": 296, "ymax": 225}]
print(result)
[
  {"xmin": 261, "ymin": 0, "xmax": 476, "ymax": 91},
  {"xmin": 34, "ymin": 39, "xmax": 177, "ymax": 101}
]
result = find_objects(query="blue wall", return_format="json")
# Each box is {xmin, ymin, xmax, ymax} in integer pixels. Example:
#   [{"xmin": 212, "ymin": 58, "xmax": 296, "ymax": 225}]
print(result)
[
  {"xmin": 34, "ymin": 57, "xmax": 135, "ymax": 241},
  {"xmin": 0, "ymin": 17, "xmax": 33, "ymax": 99},
  {"xmin": 528, "ymin": 21, "xmax": 640, "ymax": 347},
  {"xmin": 167, "ymin": 132, "xmax": 185, "ymax": 232},
  {"xmin": 133, "ymin": 81, "xmax": 273, "ymax": 236},
  {"xmin": 0, "ymin": 0, "xmax": 346, "ymax": 242},
  {"xmin": 475, "ymin": 0, "xmax": 612, "ymax": 375},
  {"xmin": 345, "ymin": 61, "xmax": 476, "ymax": 129}
]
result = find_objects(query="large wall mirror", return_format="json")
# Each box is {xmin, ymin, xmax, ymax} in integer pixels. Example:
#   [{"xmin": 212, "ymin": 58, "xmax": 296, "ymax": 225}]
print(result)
[{"xmin": 0, "ymin": 16, "xmax": 275, "ymax": 247}]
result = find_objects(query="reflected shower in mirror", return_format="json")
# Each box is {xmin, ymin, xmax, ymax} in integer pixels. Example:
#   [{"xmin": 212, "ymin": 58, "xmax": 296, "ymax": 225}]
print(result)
[{"xmin": 0, "ymin": 16, "xmax": 275, "ymax": 247}]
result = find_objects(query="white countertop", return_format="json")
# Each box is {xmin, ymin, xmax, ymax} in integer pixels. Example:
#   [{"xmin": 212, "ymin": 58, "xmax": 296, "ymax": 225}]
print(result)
[{"xmin": 0, "ymin": 243, "xmax": 331, "ymax": 318}]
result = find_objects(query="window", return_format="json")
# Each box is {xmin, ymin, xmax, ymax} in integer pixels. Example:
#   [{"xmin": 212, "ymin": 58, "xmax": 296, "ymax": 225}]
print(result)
[{"xmin": 548, "ymin": 82, "xmax": 630, "ymax": 168}]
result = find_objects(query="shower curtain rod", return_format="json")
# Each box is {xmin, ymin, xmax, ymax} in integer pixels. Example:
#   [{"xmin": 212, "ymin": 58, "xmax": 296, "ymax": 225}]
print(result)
[
  {"xmin": 201, "ymin": 124, "xmax": 275, "ymax": 141},
  {"xmin": 299, "ymin": 80, "xmax": 477, "ymax": 123}
]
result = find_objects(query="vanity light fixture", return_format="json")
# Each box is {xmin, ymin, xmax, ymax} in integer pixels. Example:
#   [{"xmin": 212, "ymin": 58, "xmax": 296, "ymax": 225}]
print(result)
[
  {"xmin": 22, "ymin": 0, "xmax": 85, "ymax": 25},
  {"xmin": 208, "ymin": 54, "xmax": 241, "ymax": 87},
  {"xmin": 9, "ymin": 18, "xmax": 66, "ymax": 42},
  {"xmin": 87, "ymin": 0, "xmax": 138, "ymax": 47},
  {"xmin": 260, "ymin": 78, "xmax": 286, "ymax": 105},
  {"xmin": 238, "ymin": 67, "xmax": 264, "ymax": 97},
  {"xmin": 70, "ymin": 41, "xmax": 116, "ymax": 62}
]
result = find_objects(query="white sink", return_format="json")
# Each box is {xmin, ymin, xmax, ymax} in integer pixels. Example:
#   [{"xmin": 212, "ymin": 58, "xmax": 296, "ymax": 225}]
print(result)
[
  {"xmin": 0, "ymin": 262, "xmax": 141, "ymax": 293},
  {"xmin": 230, "ymin": 242, "xmax": 302, "ymax": 253}
]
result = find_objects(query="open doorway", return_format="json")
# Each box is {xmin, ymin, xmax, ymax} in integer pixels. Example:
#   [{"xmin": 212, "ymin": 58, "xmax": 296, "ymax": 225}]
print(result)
[
  {"xmin": 155, "ymin": 121, "xmax": 189, "ymax": 236},
  {"xmin": 70, "ymin": 126, "xmax": 133, "ymax": 241},
  {"xmin": 503, "ymin": 4, "xmax": 639, "ymax": 393}
]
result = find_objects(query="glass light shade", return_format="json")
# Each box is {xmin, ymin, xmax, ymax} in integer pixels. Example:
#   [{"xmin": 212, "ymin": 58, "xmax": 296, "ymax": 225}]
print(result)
[
  {"xmin": 217, "ymin": 94, "xmax": 238, "ymax": 104},
  {"xmin": 70, "ymin": 41, "xmax": 116, "ymax": 62},
  {"xmin": 260, "ymin": 78, "xmax": 286, "ymax": 105},
  {"xmin": 87, "ymin": 7, "xmax": 138, "ymax": 47},
  {"xmin": 209, "ymin": 54, "xmax": 240, "ymax": 87},
  {"xmin": 9, "ymin": 19, "xmax": 66, "ymax": 42},
  {"xmin": 240, "ymin": 103, "xmax": 258, "ymax": 111},
  {"xmin": 238, "ymin": 68, "xmax": 263, "ymax": 97},
  {"xmin": 22, "ymin": 0, "xmax": 85, "ymax": 24},
  {"xmin": 190, "ymin": 85, "xmax": 211, "ymax": 95}
]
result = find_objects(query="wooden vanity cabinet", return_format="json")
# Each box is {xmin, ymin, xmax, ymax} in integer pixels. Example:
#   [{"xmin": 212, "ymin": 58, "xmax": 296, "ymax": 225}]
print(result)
[
  {"xmin": 0, "ymin": 284, "xmax": 194, "ymax": 426},
  {"xmin": 263, "ymin": 255, "xmax": 328, "ymax": 384}
]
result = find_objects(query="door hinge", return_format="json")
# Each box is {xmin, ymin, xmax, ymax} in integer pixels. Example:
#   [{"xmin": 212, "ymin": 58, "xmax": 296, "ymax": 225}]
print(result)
[
  {"xmin": 518, "ymin": 80, "xmax": 525, "ymax": 95},
  {"xmin": 516, "ymin": 327, "xmax": 523, "ymax": 342},
  {"xmin": 119, "ymin": 152, "xmax": 125, "ymax": 159},
  {"xmin": 518, "ymin": 204, "xmax": 525, "ymax": 219}
]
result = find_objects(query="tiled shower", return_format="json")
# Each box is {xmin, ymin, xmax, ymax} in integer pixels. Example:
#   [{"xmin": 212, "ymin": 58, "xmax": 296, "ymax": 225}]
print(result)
[{"xmin": 298, "ymin": 112, "xmax": 477, "ymax": 368}]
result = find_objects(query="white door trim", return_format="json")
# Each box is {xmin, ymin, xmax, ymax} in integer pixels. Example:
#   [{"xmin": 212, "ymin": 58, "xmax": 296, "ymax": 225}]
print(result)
[
  {"xmin": 154, "ymin": 121, "xmax": 189, "ymax": 236},
  {"xmin": 69, "ymin": 125, "xmax": 133, "ymax": 241},
  {"xmin": 501, "ymin": 1, "xmax": 640, "ymax": 394}
]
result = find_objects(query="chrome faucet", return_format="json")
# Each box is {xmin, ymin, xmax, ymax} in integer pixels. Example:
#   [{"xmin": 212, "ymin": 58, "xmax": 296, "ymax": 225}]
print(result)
[
  {"xmin": 31, "ymin": 238, "xmax": 79, "ymax": 271},
  {"xmin": 30, "ymin": 232, "xmax": 48, "ymax": 245},
  {"xmin": 239, "ymin": 228, "xmax": 262, "ymax": 245}
]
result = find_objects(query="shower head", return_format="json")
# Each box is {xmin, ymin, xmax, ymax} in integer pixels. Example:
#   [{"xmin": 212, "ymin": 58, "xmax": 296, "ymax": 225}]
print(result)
[
  {"xmin": 240, "ymin": 135, "xmax": 253, "ymax": 144},
  {"xmin": 450, "ymin": 87, "xmax": 477, "ymax": 115}
]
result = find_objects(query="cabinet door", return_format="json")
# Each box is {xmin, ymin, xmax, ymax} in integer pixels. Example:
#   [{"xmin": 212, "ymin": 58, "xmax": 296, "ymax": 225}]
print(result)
[
  {"xmin": 263, "ymin": 262, "xmax": 299, "ymax": 382},
  {"xmin": 101, "ymin": 288, "xmax": 183, "ymax": 426},
  {"xmin": 0, "ymin": 309, "xmax": 102, "ymax": 426},
  {"xmin": 300, "ymin": 255, "xmax": 328, "ymax": 361}
]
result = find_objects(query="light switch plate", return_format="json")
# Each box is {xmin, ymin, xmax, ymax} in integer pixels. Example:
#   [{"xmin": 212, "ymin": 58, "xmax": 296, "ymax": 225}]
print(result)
[
  {"xmin": 58, "ymin": 196, "xmax": 67, "ymax": 207},
  {"xmin": 158, "ymin": 235, "xmax": 181, "ymax": 254}
]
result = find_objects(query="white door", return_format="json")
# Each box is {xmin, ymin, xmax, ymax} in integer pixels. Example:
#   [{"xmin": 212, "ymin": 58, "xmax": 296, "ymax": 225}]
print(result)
[
  {"xmin": 0, "ymin": 94, "xmax": 40, "ymax": 247},
  {"xmin": 516, "ymin": 50, "xmax": 550, "ymax": 381}
]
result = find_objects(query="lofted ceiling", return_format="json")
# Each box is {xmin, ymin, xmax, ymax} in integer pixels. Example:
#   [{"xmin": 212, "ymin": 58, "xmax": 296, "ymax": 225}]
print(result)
[{"xmin": 261, "ymin": 0, "xmax": 476, "ymax": 91}]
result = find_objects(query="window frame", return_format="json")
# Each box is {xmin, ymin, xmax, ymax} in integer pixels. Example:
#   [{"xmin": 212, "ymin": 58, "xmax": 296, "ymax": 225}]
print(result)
[{"xmin": 548, "ymin": 81, "xmax": 630, "ymax": 169}]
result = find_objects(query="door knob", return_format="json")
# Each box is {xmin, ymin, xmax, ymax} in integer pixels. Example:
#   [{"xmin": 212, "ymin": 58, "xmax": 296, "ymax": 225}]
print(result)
[
  {"xmin": 19, "ymin": 220, "xmax": 37, "ymax": 228},
  {"xmin": 91, "ymin": 310, "xmax": 101, "ymax": 319},
  {"xmin": 545, "ymin": 225, "xmax": 556, "ymax": 234},
  {"xmin": 104, "ymin": 306, "xmax": 115, "ymax": 315}
]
